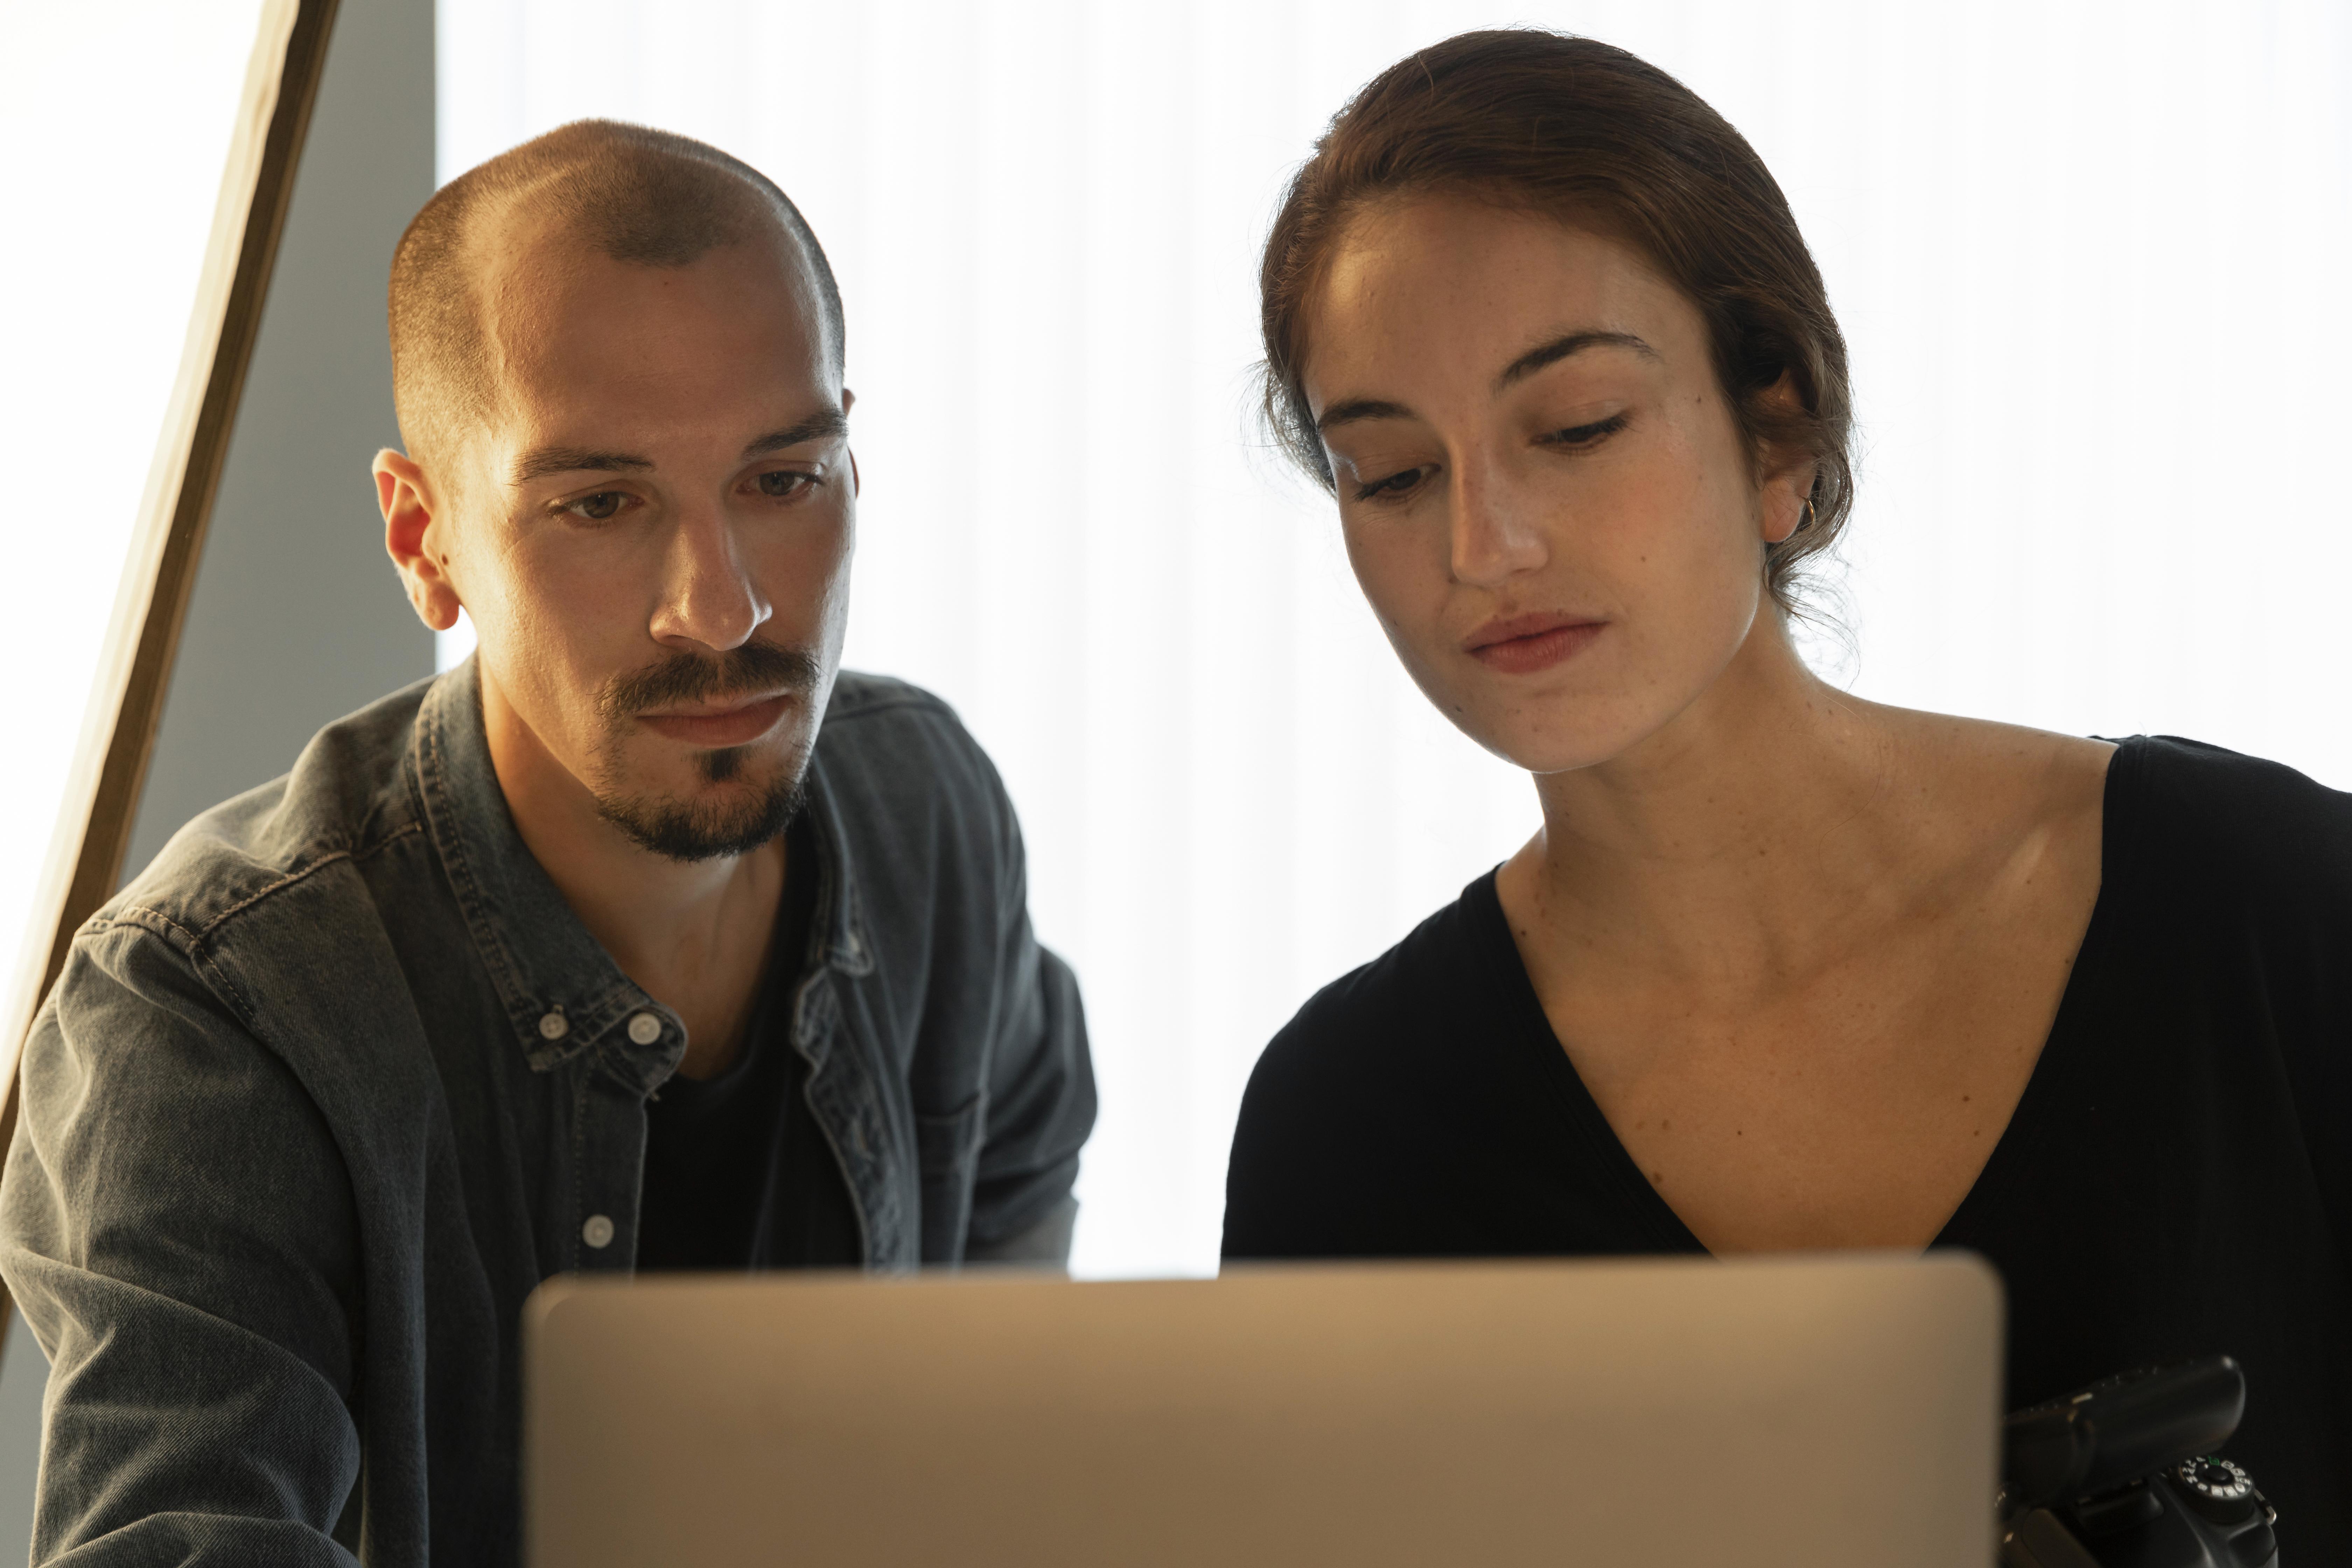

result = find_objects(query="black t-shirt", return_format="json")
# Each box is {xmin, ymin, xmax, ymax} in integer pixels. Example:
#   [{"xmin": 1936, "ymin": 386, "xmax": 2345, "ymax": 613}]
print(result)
[
  {"xmin": 1223, "ymin": 736, "xmax": 2352, "ymax": 1551},
  {"xmin": 636, "ymin": 812, "xmax": 863, "ymax": 1271}
]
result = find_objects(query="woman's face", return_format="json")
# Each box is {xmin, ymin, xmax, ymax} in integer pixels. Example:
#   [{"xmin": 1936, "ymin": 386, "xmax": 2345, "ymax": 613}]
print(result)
[{"xmin": 1302, "ymin": 195, "xmax": 1806, "ymax": 776}]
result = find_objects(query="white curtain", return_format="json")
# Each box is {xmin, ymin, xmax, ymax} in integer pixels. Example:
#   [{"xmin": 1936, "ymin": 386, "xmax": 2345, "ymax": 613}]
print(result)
[{"xmin": 438, "ymin": 0, "xmax": 2352, "ymax": 1277}]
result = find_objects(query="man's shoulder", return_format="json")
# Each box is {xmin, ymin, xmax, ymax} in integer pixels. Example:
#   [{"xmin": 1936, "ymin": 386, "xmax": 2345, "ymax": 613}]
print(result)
[
  {"xmin": 807, "ymin": 672, "xmax": 1032, "ymax": 955},
  {"xmin": 818, "ymin": 670, "xmax": 982, "ymax": 757},
  {"xmin": 112, "ymin": 675, "xmax": 436, "ymax": 948},
  {"xmin": 822, "ymin": 668, "xmax": 961, "ymax": 724},
  {"xmin": 813, "ymin": 670, "xmax": 1009, "ymax": 814}
]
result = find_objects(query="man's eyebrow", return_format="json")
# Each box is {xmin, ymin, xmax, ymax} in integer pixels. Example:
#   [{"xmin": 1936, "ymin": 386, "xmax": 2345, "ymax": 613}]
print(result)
[
  {"xmin": 741, "ymin": 409, "xmax": 850, "ymax": 460},
  {"xmin": 1496, "ymin": 330, "xmax": 1659, "ymax": 391},
  {"xmin": 505, "ymin": 410, "xmax": 849, "ymax": 486},
  {"xmin": 1315, "ymin": 398, "xmax": 1416, "ymax": 434},
  {"xmin": 509, "ymin": 447, "xmax": 654, "ymax": 485}
]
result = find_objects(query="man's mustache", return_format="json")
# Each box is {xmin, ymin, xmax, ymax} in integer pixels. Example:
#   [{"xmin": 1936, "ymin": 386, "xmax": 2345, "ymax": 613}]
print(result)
[{"xmin": 602, "ymin": 640, "xmax": 821, "ymax": 717}]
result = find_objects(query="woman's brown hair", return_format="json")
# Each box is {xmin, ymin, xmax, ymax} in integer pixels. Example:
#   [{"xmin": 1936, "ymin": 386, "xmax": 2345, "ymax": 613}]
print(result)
[{"xmin": 1260, "ymin": 29, "xmax": 1854, "ymax": 620}]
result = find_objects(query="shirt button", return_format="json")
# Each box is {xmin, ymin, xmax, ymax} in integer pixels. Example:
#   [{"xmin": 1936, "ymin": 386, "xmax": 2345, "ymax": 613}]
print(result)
[
  {"xmin": 626, "ymin": 1011, "xmax": 662, "ymax": 1046},
  {"xmin": 537, "ymin": 1011, "xmax": 569, "ymax": 1041},
  {"xmin": 582, "ymin": 1214, "xmax": 615, "ymax": 1249}
]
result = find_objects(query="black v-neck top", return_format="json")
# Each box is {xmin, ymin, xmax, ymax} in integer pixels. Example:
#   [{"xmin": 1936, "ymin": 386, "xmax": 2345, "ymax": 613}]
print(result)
[{"xmin": 1223, "ymin": 736, "xmax": 2352, "ymax": 1550}]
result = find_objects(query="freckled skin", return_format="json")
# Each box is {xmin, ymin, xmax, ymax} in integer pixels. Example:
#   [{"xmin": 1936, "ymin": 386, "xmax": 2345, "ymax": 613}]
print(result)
[
  {"xmin": 1312, "ymin": 204, "xmax": 1778, "ymax": 776},
  {"xmin": 1302, "ymin": 196, "xmax": 2114, "ymax": 1252}
]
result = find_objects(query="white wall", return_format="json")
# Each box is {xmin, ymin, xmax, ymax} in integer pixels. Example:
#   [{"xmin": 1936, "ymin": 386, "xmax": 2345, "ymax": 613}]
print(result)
[
  {"xmin": 438, "ymin": 0, "xmax": 2352, "ymax": 1278},
  {"xmin": 125, "ymin": 0, "xmax": 438, "ymax": 882}
]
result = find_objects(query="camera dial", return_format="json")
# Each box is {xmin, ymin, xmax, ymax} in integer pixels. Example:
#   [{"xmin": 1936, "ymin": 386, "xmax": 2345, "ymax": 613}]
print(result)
[{"xmin": 2170, "ymin": 1456, "xmax": 2256, "ymax": 1525}]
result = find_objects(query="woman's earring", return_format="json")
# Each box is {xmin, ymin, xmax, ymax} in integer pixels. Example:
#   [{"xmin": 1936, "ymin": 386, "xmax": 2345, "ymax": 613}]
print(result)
[{"xmin": 1797, "ymin": 497, "xmax": 1817, "ymax": 534}]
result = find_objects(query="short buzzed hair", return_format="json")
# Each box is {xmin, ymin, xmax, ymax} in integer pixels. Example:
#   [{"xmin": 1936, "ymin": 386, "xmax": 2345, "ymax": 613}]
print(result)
[{"xmin": 388, "ymin": 119, "xmax": 845, "ymax": 465}]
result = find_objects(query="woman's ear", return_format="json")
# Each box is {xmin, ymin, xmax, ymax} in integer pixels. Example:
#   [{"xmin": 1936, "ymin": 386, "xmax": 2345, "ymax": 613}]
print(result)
[
  {"xmin": 1760, "ymin": 464, "xmax": 1816, "ymax": 545},
  {"xmin": 1752, "ymin": 374, "xmax": 1815, "ymax": 546}
]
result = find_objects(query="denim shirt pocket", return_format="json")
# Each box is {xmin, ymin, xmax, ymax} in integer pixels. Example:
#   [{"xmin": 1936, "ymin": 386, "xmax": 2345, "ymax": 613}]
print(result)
[{"xmin": 913, "ymin": 1092, "xmax": 987, "ymax": 1262}]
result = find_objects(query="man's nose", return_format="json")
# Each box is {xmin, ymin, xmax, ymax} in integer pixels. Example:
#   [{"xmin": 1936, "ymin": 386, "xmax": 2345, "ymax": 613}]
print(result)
[{"xmin": 648, "ymin": 501, "xmax": 769, "ymax": 653}]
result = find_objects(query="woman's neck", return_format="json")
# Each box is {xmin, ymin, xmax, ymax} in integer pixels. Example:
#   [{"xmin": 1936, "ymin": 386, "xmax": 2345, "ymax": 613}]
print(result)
[{"xmin": 1500, "ymin": 614, "xmax": 1919, "ymax": 996}]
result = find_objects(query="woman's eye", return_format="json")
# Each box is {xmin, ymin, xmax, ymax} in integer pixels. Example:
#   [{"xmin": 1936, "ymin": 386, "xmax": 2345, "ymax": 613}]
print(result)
[
  {"xmin": 1354, "ymin": 466, "xmax": 1428, "ymax": 502},
  {"xmin": 1542, "ymin": 413, "xmax": 1629, "ymax": 449},
  {"xmin": 567, "ymin": 491, "xmax": 625, "ymax": 522},
  {"xmin": 756, "ymin": 470, "xmax": 816, "ymax": 500}
]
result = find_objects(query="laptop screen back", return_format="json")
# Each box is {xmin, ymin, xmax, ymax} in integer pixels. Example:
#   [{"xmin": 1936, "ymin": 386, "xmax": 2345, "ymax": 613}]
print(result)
[{"xmin": 526, "ymin": 1253, "xmax": 2000, "ymax": 1566}]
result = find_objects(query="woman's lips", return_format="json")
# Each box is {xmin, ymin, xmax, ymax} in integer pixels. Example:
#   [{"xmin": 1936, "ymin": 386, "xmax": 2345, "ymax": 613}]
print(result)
[
  {"xmin": 636, "ymin": 693, "xmax": 795, "ymax": 748},
  {"xmin": 1465, "ymin": 615, "xmax": 1605, "ymax": 675}
]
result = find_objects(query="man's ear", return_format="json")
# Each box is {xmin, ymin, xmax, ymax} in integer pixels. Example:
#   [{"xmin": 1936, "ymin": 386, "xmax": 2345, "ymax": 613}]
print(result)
[
  {"xmin": 376, "ymin": 449, "xmax": 464, "ymax": 632},
  {"xmin": 842, "ymin": 387, "xmax": 860, "ymax": 498}
]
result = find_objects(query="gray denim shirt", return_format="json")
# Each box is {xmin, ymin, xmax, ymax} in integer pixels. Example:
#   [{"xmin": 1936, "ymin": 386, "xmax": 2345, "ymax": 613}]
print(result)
[{"xmin": 0, "ymin": 663, "xmax": 1096, "ymax": 1566}]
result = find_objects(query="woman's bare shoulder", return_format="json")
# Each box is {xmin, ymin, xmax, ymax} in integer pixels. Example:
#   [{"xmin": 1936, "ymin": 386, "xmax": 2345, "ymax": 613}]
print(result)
[
  {"xmin": 1860, "ymin": 701, "xmax": 2114, "ymax": 820},
  {"xmin": 1862, "ymin": 704, "xmax": 2352, "ymax": 904}
]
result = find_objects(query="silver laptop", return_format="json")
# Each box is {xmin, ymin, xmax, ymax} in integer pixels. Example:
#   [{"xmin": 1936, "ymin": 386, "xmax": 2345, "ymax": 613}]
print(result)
[{"xmin": 526, "ymin": 1253, "xmax": 2001, "ymax": 1566}]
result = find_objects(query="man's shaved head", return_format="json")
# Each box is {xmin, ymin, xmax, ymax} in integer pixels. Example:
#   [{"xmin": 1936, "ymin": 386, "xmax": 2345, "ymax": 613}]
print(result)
[{"xmin": 388, "ymin": 119, "xmax": 844, "ymax": 467}]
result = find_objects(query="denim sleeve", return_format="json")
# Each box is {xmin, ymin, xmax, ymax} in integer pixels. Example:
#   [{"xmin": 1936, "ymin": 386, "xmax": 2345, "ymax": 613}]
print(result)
[
  {"xmin": 963, "ymin": 783, "xmax": 1098, "ymax": 1258},
  {"xmin": 0, "ymin": 916, "xmax": 364, "ymax": 1565}
]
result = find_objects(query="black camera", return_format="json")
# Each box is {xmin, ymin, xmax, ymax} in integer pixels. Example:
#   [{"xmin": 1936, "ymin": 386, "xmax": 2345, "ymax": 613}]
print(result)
[{"xmin": 1999, "ymin": 1357, "xmax": 2278, "ymax": 1567}]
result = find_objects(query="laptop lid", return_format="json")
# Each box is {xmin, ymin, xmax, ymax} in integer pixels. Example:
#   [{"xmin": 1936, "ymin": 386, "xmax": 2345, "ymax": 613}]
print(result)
[{"xmin": 526, "ymin": 1253, "xmax": 2001, "ymax": 1566}]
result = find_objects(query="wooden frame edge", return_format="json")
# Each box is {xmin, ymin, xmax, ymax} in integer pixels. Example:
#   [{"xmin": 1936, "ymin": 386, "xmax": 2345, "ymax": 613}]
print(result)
[{"xmin": 0, "ymin": 0, "xmax": 344, "ymax": 1339}]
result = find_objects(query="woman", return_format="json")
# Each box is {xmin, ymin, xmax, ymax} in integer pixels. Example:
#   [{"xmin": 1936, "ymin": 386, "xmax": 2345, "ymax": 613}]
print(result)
[{"xmin": 1220, "ymin": 28, "xmax": 2349, "ymax": 1542}]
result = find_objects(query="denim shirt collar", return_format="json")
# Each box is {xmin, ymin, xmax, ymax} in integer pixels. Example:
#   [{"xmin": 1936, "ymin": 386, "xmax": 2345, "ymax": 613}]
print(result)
[{"xmin": 407, "ymin": 660, "xmax": 873, "ymax": 1093}]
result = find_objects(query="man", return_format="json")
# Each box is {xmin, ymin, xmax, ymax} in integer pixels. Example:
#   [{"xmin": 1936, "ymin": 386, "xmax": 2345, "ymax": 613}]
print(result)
[{"xmin": 0, "ymin": 121, "xmax": 1095, "ymax": 1564}]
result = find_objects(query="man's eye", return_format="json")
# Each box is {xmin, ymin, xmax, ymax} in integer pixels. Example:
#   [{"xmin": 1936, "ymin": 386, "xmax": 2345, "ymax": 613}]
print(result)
[
  {"xmin": 757, "ymin": 470, "xmax": 816, "ymax": 500},
  {"xmin": 567, "ymin": 492, "xmax": 625, "ymax": 522}
]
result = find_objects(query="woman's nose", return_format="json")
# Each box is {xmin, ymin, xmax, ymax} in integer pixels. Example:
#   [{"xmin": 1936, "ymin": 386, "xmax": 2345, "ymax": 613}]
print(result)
[{"xmin": 1448, "ymin": 466, "xmax": 1549, "ymax": 588}]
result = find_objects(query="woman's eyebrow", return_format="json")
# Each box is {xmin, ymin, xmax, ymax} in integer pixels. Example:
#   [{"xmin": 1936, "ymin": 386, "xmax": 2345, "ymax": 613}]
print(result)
[
  {"xmin": 1317, "ymin": 330, "xmax": 1660, "ymax": 433},
  {"xmin": 1316, "ymin": 397, "xmax": 1414, "ymax": 434},
  {"xmin": 1495, "ymin": 330, "xmax": 1659, "ymax": 391}
]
